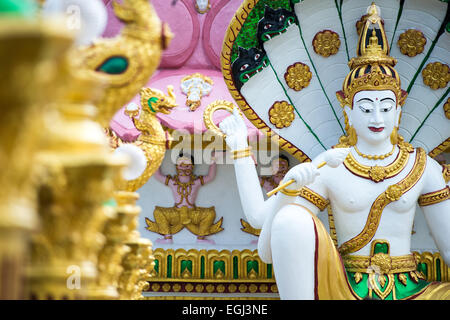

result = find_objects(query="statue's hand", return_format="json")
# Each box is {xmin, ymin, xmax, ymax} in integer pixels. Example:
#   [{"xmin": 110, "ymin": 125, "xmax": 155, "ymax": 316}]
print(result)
[
  {"xmin": 283, "ymin": 162, "xmax": 319, "ymax": 190},
  {"xmin": 320, "ymin": 147, "xmax": 351, "ymax": 168},
  {"xmin": 218, "ymin": 108, "xmax": 248, "ymax": 151},
  {"xmin": 124, "ymin": 102, "xmax": 139, "ymax": 118}
]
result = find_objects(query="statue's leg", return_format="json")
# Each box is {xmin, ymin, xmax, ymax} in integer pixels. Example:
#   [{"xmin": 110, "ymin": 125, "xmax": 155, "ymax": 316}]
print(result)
[{"xmin": 270, "ymin": 204, "xmax": 316, "ymax": 300}]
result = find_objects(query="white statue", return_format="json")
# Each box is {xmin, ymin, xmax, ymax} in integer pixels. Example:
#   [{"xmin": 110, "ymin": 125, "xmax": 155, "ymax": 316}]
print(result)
[{"xmin": 219, "ymin": 3, "xmax": 449, "ymax": 300}]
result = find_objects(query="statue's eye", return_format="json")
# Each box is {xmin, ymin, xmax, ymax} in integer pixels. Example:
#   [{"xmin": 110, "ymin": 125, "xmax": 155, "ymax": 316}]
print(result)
[
  {"xmin": 264, "ymin": 23, "xmax": 272, "ymax": 30},
  {"xmin": 147, "ymin": 97, "xmax": 159, "ymax": 112},
  {"xmin": 96, "ymin": 56, "xmax": 129, "ymax": 74},
  {"xmin": 240, "ymin": 64, "xmax": 249, "ymax": 71},
  {"xmin": 279, "ymin": 15, "xmax": 285, "ymax": 21},
  {"xmin": 359, "ymin": 106, "xmax": 372, "ymax": 113},
  {"xmin": 254, "ymin": 54, "xmax": 260, "ymax": 60}
]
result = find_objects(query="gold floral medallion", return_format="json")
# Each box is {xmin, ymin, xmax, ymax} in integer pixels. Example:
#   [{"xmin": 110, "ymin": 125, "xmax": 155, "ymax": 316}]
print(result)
[
  {"xmin": 385, "ymin": 184, "xmax": 402, "ymax": 202},
  {"xmin": 422, "ymin": 62, "xmax": 450, "ymax": 90},
  {"xmin": 269, "ymin": 101, "xmax": 295, "ymax": 129},
  {"xmin": 397, "ymin": 29, "xmax": 427, "ymax": 57},
  {"xmin": 444, "ymin": 97, "xmax": 450, "ymax": 120},
  {"xmin": 313, "ymin": 30, "xmax": 341, "ymax": 57},
  {"xmin": 284, "ymin": 62, "xmax": 312, "ymax": 91},
  {"xmin": 370, "ymin": 253, "xmax": 392, "ymax": 274},
  {"xmin": 368, "ymin": 165, "xmax": 387, "ymax": 182}
]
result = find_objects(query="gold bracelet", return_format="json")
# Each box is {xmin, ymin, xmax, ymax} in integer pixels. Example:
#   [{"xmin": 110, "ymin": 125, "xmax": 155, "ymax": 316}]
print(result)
[
  {"xmin": 279, "ymin": 187, "xmax": 301, "ymax": 197},
  {"xmin": 232, "ymin": 147, "xmax": 252, "ymax": 160}
]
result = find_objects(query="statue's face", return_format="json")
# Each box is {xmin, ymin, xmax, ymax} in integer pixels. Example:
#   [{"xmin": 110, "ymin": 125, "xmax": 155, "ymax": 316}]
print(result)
[
  {"xmin": 176, "ymin": 159, "xmax": 193, "ymax": 176},
  {"xmin": 348, "ymin": 90, "xmax": 400, "ymax": 145}
]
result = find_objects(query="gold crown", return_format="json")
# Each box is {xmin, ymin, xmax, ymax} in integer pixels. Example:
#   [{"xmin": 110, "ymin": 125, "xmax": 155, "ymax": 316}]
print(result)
[{"xmin": 336, "ymin": 3, "xmax": 407, "ymax": 108}]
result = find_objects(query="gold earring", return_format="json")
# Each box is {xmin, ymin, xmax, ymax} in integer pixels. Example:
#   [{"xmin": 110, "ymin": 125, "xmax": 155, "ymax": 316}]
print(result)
[
  {"xmin": 390, "ymin": 127, "xmax": 398, "ymax": 145},
  {"xmin": 347, "ymin": 126, "xmax": 358, "ymax": 146}
]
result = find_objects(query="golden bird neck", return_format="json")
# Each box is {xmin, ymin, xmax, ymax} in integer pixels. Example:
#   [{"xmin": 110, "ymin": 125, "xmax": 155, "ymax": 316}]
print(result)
[{"xmin": 135, "ymin": 112, "xmax": 166, "ymax": 144}]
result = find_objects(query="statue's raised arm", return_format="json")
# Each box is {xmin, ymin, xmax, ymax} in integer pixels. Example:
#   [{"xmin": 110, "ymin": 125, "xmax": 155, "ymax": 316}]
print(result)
[{"xmin": 219, "ymin": 108, "xmax": 321, "ymax": 229}]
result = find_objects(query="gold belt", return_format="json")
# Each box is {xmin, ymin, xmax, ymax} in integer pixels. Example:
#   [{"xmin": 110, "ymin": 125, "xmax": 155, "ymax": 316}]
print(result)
[{"xmin": 343, "ymin": 253, "xmax": 417, "ymax": 275}]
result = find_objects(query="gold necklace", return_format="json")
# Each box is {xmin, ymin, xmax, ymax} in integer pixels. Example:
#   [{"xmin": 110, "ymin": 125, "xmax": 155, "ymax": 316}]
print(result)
[
  {"xmin": 174, "ymin": 174, "xmax": 195, "ymax": 206},
  {"xmin": 354, "ymin": 144, "xmax": 395, "ymax": 160},
  {"xmin": 344, "ymin": 143, "xmax": 412, "ymax": 182}
]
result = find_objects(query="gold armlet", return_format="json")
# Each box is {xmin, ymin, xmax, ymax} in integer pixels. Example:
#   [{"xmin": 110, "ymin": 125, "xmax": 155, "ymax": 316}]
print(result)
[
  {"xmin": 299, "ymin": 187, "xmax": 329, "ymax": 211},
  {"xmin": 418, "ymin": 186, "xmax": 449, "ymax": 207},
  {"xmin": 232, "ymin": 147, "xmax": 252, "ymax": 160},
  {"xmin": 279, "ymin": 187, "xmax": 301, "ymax": 197},
  {"xmin": 443, "ymin": 164, "xmax": 449, "ymax": 183},
  {"xmin": 165, "ymin": 175, "xmax": 171, "ymax": 186}
]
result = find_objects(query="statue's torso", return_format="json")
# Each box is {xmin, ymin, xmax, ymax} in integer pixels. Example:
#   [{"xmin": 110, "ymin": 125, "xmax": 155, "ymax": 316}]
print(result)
[
  {"xmin": 167, "ymin": 175, "xmax": 203, "ymax": 208},
  {"xmin": 303, "ymin": 148, "xmax": 426, "ymax": 257}
]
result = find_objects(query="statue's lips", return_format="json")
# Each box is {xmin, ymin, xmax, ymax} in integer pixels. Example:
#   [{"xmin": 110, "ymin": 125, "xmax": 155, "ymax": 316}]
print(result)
[{"xmin": 368, "ymin": 126, "xmax": 384, "ymax": 132}]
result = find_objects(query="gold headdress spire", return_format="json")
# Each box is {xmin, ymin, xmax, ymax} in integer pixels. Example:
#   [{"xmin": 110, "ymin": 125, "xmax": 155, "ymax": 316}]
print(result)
[{"xmin": 337, "ymin": 3, "xmax": 407, "ymax": 109}]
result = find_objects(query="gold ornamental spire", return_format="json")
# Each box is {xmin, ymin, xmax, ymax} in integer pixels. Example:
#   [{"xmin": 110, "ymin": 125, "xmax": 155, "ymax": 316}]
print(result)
[
  {"xmin": 349, "ymin": 2, "xmax": 396, "ymax": 69},
  {"xmin": 337, "ymin": 2, "xmax": 407, "ymax": 109}
]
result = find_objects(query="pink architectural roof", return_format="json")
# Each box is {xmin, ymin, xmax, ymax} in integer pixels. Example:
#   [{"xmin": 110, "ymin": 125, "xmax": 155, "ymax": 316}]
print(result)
[{"xmin": 105, "ymin": 0, "xmax": 262, "ymax": 141}]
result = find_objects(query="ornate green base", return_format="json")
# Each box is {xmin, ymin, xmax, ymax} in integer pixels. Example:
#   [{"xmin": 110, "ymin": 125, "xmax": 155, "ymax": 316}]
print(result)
[
  {"xmin": 146, "ymin": 248, "xmax": 448, "ymax": 299},
  {"xmin": 347, "ymin": 271, "xmax": 431, "ymax": 300}
]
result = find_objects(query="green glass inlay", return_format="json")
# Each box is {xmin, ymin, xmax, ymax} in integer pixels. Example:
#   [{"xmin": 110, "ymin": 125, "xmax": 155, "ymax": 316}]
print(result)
[
  {"xmin": 394, "ymin": 272, "xmax": 430, "ymax": 300},
  {"xmin": 0, "ymin": 0, "xmax": 36, "ymax": 17},
  {"xmin": 147, "ymin": 97, "xmax": 158, "ymax": 113},
  {"xmin": 247, "ymin": 260, "xmax": 259, "ymax": 274},
  {"xmin": 233, "ymin": 256, "xmax": 239, "ymax": 279},
  {"xmin": 181, "ymin": 260, "xmax": 192, "ymax": 274},
  {"xmin": 102, "ymin": 198, "xmax": 117, "ymax": 207},
  {"xmin": 436, "ymin": 259, "xmax": 441, "ymax": 282},
  {"xmin": 153, "ymin": 259, "xmax": 159, "ymax": 274},
  {"xmin": 167, "ymin": 255, "xmax": 172, "ymax": 278},
  {"xmin": 446, "ymin": 22, "xmax": 450, "ymax": 33},
  {"xmin": 417, "ymin": 263, "xmax": 428, "ymax": 278},
  {"xmin": 347, "ymin": 271, "xmax": 431, "ymax": 300},
  {"xmin": 200, "ymin": 256, "xmax": 205, "ymax": 279},
  {"xmin": 97, "ymin": 56, "xmax": 129, "ymax": 75},
  {"xmin": 213, "ymin": 261, "xmax": 225, "ymax": 276},
  {"xmin": 267, "ymin": 264, "xmax": 273, "ymax": 279},
  {"xmin": 346, "ymin": 271, "xmax": 370, "ymax": 299},
  {"xmin": 374, "ymin": 242, "xmax": 389, "ymax": 254}
]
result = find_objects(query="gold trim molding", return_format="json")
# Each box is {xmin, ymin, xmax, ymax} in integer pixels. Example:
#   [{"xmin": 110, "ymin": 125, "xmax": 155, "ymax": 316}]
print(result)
[{"xmin": 145, "ymin": 248, "xmax": 448, "ymax": 297}]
